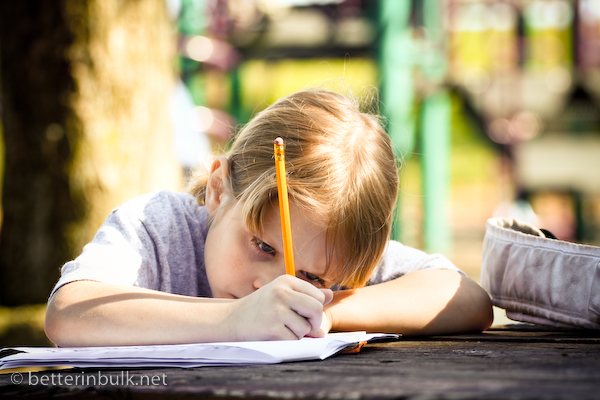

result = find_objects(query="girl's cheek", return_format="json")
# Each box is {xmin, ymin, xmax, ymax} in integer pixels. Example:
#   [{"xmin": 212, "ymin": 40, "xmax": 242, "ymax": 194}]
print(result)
[{"xmin": 228, "ymin": 246, "xmax": 253, "ymax": 274}]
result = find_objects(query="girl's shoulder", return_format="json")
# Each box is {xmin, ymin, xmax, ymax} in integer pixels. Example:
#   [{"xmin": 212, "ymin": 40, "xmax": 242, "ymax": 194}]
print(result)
[
  {"xmin": 114, "ymin": 190, "xmax": 204, "ymax": 219},
  {"xmin": 368, "ymin": 240, "xmax": 462, "ymax": 285},
  {"xmin": 116, "ymin": 190, "xmax": 198, "ymax": 210},
  {"xmin": 107, "ymin": 190, "xmax": 208, "ymax": 237}
]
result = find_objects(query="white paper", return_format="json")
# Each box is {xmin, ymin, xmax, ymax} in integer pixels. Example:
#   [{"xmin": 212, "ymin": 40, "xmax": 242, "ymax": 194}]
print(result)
[{"xmin": 0, "ymin": 332, "xmax": 398, "ymax": 370}]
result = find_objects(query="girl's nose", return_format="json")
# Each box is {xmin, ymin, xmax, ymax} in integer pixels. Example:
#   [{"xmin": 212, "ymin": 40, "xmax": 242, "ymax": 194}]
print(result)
[{"xmin": 252, "ymin": 265, "xmax": 286, "ymax": 290}]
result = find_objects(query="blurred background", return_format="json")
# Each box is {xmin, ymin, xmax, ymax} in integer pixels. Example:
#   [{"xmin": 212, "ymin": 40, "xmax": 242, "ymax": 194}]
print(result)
[{"xmin": 0, "ymin": 0, "xmax": 599, "ymax": 345}]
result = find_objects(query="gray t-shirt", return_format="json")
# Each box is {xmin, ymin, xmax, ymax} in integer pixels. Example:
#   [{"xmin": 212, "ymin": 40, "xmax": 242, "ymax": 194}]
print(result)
[{"xmin": 49, "ymin": 191, "xmax": 460, "ymax": 298}]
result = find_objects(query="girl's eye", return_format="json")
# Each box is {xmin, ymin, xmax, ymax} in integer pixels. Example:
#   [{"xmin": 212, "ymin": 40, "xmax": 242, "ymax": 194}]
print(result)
[
  {"xmin": 302, "ymin": 271, "xmax": 325, "ymax": 286},
  {"xmin": 254, "ymin": 238, "xmax": 276, "ymax": 256}
]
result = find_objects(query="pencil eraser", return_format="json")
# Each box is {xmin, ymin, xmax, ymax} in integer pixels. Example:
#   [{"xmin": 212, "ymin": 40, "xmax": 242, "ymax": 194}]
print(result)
[{"xmin": 274, "ymin": 137, "xmax": 284, "ymax": 145}]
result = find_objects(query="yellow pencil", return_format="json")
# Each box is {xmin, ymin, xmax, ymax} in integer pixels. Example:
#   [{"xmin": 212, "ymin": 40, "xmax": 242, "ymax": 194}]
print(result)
[{"xmin": 274, "ymin": 137, "xmax": 295, "ymax": 276}]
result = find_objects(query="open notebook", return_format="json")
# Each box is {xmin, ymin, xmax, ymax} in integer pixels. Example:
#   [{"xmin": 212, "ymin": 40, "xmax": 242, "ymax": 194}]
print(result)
[{"xmin": 0, "ymin": 332, "xmax": 398, "ymax": 370}]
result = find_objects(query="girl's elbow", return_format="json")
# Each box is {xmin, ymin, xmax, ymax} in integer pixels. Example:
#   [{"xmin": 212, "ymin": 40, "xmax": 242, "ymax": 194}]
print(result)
[
  {"xmin": 447, "ymin": 274, "xmax": 493, "ymax": 334},
  {"xmin": 44, "ymin": 301, "xmax": 66, "ymax": 346},
  {"xmin": 44, "ymin": 289, "xmax": 83, "ymax": 347},
  {"xmin": 467, "ymin": 283, "xmax": 494, "ymax": 332},
  {"xmin": 476, "ymin": 298, "xmax": 494, "ymax": 332}
]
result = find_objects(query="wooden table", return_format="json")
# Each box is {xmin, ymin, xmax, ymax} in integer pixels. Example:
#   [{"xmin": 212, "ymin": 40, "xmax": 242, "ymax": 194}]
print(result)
[{"xmin": 1, "ymin": 324, "xmax": 599, "ymax": 399}]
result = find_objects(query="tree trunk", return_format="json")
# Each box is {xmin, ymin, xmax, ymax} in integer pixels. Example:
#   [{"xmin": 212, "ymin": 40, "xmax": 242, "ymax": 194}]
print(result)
[{"xmin": 0, "ymin": 1, "xmax": 180, "ymax": 305}]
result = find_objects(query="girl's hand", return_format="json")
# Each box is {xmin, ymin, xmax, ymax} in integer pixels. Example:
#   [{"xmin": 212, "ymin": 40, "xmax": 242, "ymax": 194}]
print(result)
[
  {"xmin": 223, "ymin": 275, "xmax": 333, "ymax": 341},
  {"xmin": 305, "ymin": 309, "xmax": 334, "ymax": 338}
]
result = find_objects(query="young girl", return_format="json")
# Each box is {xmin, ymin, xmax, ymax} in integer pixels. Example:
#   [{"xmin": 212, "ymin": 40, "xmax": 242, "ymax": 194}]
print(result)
[{"xmin": 45, "ymin": 89, "xmax": 493, "ymax": 347}]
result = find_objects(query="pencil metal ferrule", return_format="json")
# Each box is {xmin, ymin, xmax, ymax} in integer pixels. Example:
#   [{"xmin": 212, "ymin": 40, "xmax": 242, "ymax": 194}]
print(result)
[{"xmin": 274, "ymin": 143, "xmax": 285, "ymax": 161}]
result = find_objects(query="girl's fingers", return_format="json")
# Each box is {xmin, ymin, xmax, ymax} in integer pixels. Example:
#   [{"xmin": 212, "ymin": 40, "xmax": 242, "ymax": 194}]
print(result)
[
  {"xmin": 277, "ymin": 276, "xmax": 332, "ymax": 335},
  {"xmin": 280, "ymin": 275, "xmax": 330, "ymax": 305},
  {"xmin": 321, "ymin": 288, "xmax": 334, "ymax": 306},
  {"xmin": 283, "ymin": 313, "xmax": 313, "ymax": 339},
  {"xmin": 229, "ymin": 275, "xmax": 330, "ymax": 341}
]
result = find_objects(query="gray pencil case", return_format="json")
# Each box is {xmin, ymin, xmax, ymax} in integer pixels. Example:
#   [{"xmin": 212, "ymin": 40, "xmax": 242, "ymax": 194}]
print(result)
[{"xmin": 481, "ymin": 217, "xmax": 600, "ymax": 330}]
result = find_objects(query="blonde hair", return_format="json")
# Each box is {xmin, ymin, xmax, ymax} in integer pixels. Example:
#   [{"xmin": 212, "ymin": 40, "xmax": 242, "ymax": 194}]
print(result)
[{"xmin": 187, "ymin": 88, "xmax": 399, "ymax": 288}]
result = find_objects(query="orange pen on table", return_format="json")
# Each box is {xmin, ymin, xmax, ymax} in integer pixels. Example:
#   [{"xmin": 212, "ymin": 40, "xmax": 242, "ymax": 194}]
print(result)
[{"xmin": 274, "ymin": 137, "xmax": 295, "ymax": 276}]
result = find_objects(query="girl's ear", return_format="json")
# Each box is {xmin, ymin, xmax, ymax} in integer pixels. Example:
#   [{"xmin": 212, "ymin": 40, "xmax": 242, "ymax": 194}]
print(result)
[{"xmin": 205, "ymin": 156, "xmax": 230, "ymax": 215}]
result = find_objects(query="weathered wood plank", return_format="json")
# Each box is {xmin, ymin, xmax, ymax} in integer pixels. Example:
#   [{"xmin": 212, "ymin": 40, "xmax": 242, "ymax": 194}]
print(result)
[
  {"xmin": 418, "ymin": 324, "xmax": 600, "ymax": 344},
  {"xmin": 1, "ymin": 327, "xmax": 599, "ymax": 399}
]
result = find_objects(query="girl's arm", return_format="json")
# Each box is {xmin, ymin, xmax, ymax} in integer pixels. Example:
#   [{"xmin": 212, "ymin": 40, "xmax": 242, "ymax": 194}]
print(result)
[
  {"xmin": 324, "ymin": 269, "xmax": 493, "ymax": 336},
  {"xmin": 45, "ymin": 276, "xmax": 332, "ymax": 347},
  {"xmin": 45, "ymin": 281, "xmax": 233, "ymax": 347}
]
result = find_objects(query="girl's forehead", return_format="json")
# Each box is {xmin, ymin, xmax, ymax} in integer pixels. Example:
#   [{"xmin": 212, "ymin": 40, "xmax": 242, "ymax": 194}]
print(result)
[
  {"xmin": 260, "ymin": 203, "xmax": 341, "ymax": 274},
  {"xmin": 261, "ymin": 202, "xmax": 326, "ymax": 238}
]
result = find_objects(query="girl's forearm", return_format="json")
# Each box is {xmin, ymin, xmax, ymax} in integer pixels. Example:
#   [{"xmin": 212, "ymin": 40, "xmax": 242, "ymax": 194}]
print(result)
[
  {"xmin": 45, "ymin": 280, "xmax": 235, "ymax": 347},
  {"xmin": 325, "ymin": 269, "xmax": 493, "ymax": 336},
  {"xmin": 46, "ymin": 276, "xmax": 330, "ymax": 346}
]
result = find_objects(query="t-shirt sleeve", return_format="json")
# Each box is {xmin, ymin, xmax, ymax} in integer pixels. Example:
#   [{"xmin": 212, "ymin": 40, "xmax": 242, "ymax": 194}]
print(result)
[
  {"xmin": 48, "ymin": 191, "xmax": 209, "ymax": 299},
  {"xmin": 367, "ymin": 240, "xmax": 462, "ymax": 286},
  {"xmin": 49, "ymin": 201, "xmax": 159, "ymax": 299}
]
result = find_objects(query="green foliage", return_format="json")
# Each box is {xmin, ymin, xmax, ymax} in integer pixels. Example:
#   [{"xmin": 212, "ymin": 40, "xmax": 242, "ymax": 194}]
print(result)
[
  {"xmin": 238, "ymin": 58, "xmax": 378, "ymax": 124},
  {"xmin": 450, "ymin": 93, "xmax": 498, "ymax": 184},
  {"xmin": 0, "ymin": 305, "xmax": 50, "ymax": 346},
  {"xmin": 0, "ymin": 120, "xmax": 4, "ymax": 200}
]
